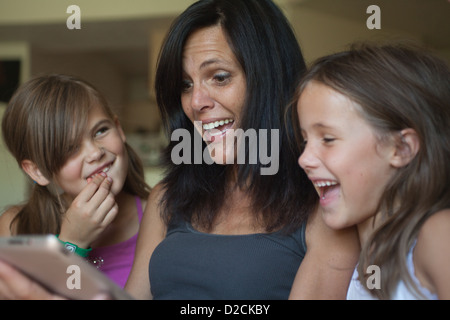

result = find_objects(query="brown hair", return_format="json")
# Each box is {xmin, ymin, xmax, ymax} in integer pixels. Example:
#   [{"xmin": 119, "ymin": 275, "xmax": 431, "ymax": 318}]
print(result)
[
  {"xmin": 2, "ymin": 74, "xmax": 150, "ymax": 234},
  {"xmin": 292, "ymin": 43, "xmax": 450, "ymax": 298}
]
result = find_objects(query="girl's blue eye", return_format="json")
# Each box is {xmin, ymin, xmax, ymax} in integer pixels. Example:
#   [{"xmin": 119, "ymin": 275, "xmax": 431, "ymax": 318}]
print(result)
[{"xmin": 95, "ymin": 127, "xmax": 109, "ymax": 137}]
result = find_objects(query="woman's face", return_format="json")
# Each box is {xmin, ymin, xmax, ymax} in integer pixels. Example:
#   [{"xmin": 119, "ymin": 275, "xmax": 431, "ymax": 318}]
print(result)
[{"xmin": 181, "ymin": 25, "xmax": 247, "ymax": 164}]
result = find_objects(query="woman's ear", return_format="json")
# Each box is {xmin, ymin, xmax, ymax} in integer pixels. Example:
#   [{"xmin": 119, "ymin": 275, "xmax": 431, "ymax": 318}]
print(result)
[
  {"xmin": 389, "ymin": 128, "xmax": 420, "ymax": 168},
  {"xmin": 21, "ymin": 160, "xmax": 50, "ymax": 186}
]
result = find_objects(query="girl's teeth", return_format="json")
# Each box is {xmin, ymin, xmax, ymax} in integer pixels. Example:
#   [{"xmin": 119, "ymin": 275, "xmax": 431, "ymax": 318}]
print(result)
[
  {"xmin": 203, "ymin": 119, "xmax": 233, "ymax": 130},
  {"xmin": 87, "ymin": 165, "xmax": 111, "ymax": 180},
  {"xmin": 314, "ymin": 181, "xmax": 337, "ymax": 187},
  {"xmin": 313, "ymin": 181, "xmax": 338, "ymax": 200}
]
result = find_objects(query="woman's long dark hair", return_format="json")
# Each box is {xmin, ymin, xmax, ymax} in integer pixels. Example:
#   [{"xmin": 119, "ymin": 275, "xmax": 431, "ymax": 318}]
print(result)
[{"xmin": 155, "ymin": 0, "xmax": 316, "ymax": 233}]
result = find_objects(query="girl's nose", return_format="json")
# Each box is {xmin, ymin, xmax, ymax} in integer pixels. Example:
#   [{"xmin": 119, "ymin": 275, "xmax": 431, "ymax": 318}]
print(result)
[
  {"xmin": 298, "ymin": 144, "xmax": 319, "ymax": 171},
  {"xmin": 84, "ymin": 141, "xmax": 105, "ymax": 163}
]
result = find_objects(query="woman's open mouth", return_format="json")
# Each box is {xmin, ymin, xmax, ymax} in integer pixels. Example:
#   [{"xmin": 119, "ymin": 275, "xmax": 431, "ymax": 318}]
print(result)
[{"xmin": 202, "ymin": 118, "xmax": 234, "ymax": 143}]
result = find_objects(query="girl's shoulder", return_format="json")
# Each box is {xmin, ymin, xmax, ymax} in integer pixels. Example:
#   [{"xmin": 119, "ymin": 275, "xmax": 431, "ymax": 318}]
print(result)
[
  {"xmin": 0, "ymin": 205, "xmax": 22, "ymax": 236},
  {"xmin": 414, "ymin": 209, "xmax": 450, "ymax": 297},
  {"xmin": 417, "ymin": 209, "xmax": 450, "ymax": 245}
]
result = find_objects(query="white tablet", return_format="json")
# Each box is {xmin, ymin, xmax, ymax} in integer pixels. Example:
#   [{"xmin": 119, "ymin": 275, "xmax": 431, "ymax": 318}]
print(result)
[{"xmin": 0, "ymin": 235, "xmax": 133, "ymax": 300}]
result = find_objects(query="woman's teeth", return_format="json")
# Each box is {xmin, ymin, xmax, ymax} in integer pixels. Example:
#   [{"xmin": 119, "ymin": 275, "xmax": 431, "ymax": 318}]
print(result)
[{"xmin": 202, "ymin": 119, "xmax": 234, "ymax": 130}]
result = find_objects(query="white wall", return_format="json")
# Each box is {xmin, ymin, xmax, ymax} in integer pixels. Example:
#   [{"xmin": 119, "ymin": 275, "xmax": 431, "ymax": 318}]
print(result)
[
  {"xmin": 287, "ymin": 6, "xmax": 422, "ymax": 65},
  {"xmin": 0, "ymin": 0, "xmax": 195, "ymax": 25}
]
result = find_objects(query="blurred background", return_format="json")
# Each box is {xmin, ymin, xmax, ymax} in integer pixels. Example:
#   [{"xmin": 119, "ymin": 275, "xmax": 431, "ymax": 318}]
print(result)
[{"xmin": 0, "ymin": 0, "xmax": 449, "ymax": 211}]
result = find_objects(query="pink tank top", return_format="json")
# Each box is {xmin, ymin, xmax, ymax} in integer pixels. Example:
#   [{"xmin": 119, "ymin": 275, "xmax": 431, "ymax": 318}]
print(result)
[{"xmin": 88, "ymin": 196, "xmax": 143, "ymax": 288}]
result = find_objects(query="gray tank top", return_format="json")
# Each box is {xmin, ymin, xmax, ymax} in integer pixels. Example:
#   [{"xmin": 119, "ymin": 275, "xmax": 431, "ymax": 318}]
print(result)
[{"xmin": 149, "ymin": 217, "xmax": 307, "ymax": 299}]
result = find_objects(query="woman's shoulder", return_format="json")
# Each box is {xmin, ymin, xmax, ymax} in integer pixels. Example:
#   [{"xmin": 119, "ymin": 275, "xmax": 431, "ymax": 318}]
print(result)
[{"xmin": 0, "ymin": 205, "xmax": 22, "ymax": 236}]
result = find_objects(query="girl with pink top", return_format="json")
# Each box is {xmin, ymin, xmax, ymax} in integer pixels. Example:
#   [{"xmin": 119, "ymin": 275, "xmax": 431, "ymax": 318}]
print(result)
[{"xmin": 0, "ymin": 74, "xmax": 150, "ymax": 288}]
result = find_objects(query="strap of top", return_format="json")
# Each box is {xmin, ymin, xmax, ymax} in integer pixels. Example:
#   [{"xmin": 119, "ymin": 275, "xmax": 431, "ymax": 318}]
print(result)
[{"xmin": 135, "ymin": 196, "xmax": 143, "ymax": 222}]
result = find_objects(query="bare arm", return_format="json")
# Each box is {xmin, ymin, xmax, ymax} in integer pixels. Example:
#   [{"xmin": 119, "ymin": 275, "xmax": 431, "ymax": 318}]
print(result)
[
  {"xmin": 0, "ymin": 205, "xmax": 21, "ymax": 236},
  {"xmin": 124, "ymin": 183, "xmax": 167, "ymax": 299},
  {"xmin": 289, "ymin": 207, "xmax": 360, "ymax": 299},
  {"xmin": 415, "ymin": 209, "xmax": 450, "ymax": 299}
]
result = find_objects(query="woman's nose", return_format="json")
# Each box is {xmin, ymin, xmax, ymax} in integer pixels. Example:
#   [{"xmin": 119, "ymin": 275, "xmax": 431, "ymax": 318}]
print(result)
[{"xmin": 191, "ymin": 84, "xmax": 214, "ymax": 112}]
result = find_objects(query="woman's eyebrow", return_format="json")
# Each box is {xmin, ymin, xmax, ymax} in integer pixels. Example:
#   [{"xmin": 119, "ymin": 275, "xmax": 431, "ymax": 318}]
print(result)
[{"xmin": 199, "ymin": 58, "xmax": 231, "ymax": 70}]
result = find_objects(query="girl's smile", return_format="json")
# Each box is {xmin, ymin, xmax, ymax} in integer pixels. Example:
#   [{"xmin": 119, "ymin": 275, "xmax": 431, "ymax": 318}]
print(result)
[
  {"xmin": 297, "ymin": 81, "xmax": 397, "ymax": 232},
  {"xmin": 54, "ymin": 105, "xmax": 128, "ymax": 200}
]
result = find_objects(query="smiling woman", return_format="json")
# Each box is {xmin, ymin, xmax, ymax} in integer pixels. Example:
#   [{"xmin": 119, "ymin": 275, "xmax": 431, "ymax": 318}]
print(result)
[
  {"xmin": 123, "ymin": 0, "xmax": 359, "ymax": 300},
  {"xmin": 180, "ymin": 25, "xmax": 246, "ymax": 165}
]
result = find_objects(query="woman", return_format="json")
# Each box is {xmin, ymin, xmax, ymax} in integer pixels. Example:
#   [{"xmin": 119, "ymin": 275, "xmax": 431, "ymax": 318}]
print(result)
[
  {"xmin": 0, "ymin": 0, "xmax": 358, "ymax": 300},
  {"xmin": 125, "ymin": 0, "xmax": 359, "ymax": 299}
]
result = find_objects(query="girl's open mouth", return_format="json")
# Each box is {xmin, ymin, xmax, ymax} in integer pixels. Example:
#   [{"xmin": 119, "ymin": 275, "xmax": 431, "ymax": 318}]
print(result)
[
  {"xmin": 86, "ymin": 162, "xmax": 113, "ymax": 180},
  {"xmin": 313, "ymin": 180, "xmax": 339, "ymax": 204}
]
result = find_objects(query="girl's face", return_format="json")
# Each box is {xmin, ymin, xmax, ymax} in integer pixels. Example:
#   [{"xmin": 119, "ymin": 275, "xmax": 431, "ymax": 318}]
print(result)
[
  {"xmin": 297, "ymin": 82, "xmax": 397, "ymax": 231},
  {"xmin": 181, "ymin": 25, "xmax": 247, "ymax": 164},
  {"xmin": 54, "ymin": 105, "xmax": 128, "ymax": 200}
]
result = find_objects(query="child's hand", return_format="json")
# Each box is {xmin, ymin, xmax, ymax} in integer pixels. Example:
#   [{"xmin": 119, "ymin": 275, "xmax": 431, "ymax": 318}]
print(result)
[
  {"xmin": 58, "ymin": 173, "xmax": 118, "ymax": 249},
  {"xmin": 0, "ymin": 260, "xmax": 65, "ymax": 300}
]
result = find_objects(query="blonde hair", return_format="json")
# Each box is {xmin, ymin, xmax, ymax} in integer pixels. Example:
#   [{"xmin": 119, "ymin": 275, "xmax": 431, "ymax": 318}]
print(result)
[{"xmin": 2, "ymin": 74, "xmax": 150, "ymax": 234}]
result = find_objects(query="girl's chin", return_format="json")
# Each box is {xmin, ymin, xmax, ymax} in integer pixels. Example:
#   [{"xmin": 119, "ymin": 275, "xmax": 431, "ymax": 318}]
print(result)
[{"xmin": 320, "ymin": 208, "xmax": 349, "ymax": 230}]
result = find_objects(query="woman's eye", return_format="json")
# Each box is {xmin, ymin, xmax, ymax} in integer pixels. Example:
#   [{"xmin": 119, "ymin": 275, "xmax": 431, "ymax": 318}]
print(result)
[
  {"xmin": 213, "ymin": 72, "xmax": 231, "ymax": 85},
  {"xmin": 181, "ymin": 79, "xmax": 193, "ymax": 92}
]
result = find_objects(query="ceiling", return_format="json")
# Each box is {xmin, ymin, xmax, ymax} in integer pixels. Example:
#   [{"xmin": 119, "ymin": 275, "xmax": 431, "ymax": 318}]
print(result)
[{"xmin": 0, "ymin": 0, "xmax": 448, "ymax": 78}]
